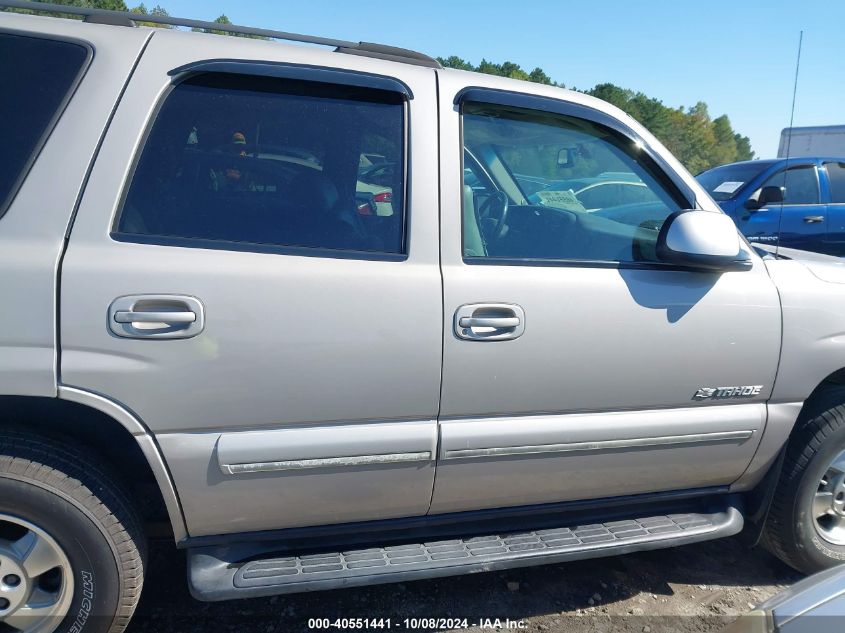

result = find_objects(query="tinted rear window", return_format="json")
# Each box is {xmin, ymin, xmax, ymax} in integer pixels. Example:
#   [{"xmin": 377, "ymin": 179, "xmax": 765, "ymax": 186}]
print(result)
[
  {"xmin": 0, "ymin": 33, "xmax": 89, "ymax": 217},
  {"xmin": 115, "ymin": 74, "xmax": 407, "ymax": 256}
]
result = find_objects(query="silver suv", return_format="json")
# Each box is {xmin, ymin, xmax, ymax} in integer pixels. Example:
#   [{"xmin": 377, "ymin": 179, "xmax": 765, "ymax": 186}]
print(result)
[{"xmin": 3, "ymin": 3, "xmax": 845, "ymax": 632}]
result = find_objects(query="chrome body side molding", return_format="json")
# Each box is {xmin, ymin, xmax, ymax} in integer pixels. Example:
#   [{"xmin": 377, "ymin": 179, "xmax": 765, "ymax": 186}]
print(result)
[
  {"xmin": 442, "ymin": 430, "xmax": 755, "ymax": 460},
  {"xmin": 430, "ymin": 404, "xmax": 765, "ymax": 515},
  {"xmin": 222, "ymin": 451, "xmax": 432, "ymax": 475}
]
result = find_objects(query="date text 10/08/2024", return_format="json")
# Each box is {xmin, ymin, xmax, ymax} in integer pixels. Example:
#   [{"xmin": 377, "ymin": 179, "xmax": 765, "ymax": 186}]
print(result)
[{"xmin": 307, "ymin": 619, "xmax": 527, "ymax": 630}]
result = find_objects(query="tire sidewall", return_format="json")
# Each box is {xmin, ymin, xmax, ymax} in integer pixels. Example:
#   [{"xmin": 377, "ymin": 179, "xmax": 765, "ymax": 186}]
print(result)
[
  {"xmin": 0, "ymin": 475, "xmax": 122, "ymax": 633},
  {"xmin": 793, "ymin": 418, "xmax": 845, "ymax": 569}
]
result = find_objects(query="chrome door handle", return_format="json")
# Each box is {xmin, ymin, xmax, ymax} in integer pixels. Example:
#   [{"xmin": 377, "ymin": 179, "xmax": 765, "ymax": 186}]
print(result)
[
  {"xmin": 458, "ymin": 316, "xmax": 520, "ymax": 329},
  {"xmin": 114, "ymin": 311, "xmax": 196, "ymax": 324},
  {"xmin": 455, "ymin": 303, "xmax": 525, "ymax": 341},
  {"xmin": 804, "ymin": 215, "xmax": 825, "ymax": 223},
  {"xmin": 108, "ymin": 295, "xmax": 204, "ymax": 339}
]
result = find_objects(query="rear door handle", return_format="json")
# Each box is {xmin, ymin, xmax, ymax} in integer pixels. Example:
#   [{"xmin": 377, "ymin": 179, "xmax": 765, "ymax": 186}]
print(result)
[
  {"xmin": 108, "ymin": 295, "xmax": 204, "ymax": 339},
  {"xmin": 804, "ymin": 215, "xmax": 825, "ymax": 223},
  {"xmin": 113, "ymin": 311, "xmax": 196, "ymax": 324},
  {"xmin": 455, "ymin": 303, "xmax": 525, "ymax": 341}
]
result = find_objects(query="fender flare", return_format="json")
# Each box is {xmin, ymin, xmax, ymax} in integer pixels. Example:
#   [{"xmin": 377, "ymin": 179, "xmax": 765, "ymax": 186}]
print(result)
[{"xmin": 58, "ymin": 385, "xmax": 188, "ymax": 542}]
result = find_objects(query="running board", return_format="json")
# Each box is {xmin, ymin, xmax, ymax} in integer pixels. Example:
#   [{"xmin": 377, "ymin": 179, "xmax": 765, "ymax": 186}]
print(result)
[{"xmin": 188, "ymin": 501, "xmax": 743, "ymax": 601}]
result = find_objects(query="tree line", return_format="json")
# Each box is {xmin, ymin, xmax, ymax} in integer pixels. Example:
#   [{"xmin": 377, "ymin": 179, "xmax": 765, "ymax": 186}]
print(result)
[
  {"xmin": 437, "ymin": 55, "xmax": 754, "ymax": 174},
  {"xmin": 13, "ymin": 1, "xmax": 755, "ymax": 172},
  {"xmin": 439, "ymin": 57, "xmax": 754, "ymax": 174}
]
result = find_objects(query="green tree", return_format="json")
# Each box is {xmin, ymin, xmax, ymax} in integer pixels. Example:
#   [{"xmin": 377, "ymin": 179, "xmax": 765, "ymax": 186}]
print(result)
[
  {"xmin": 437, "ymin": 56, "xmax": 474, "ymax": 71},
  {"xmin": 734, "ymin": 133, "xmax": 755, "ymax": 161},
  {"xmin": 676, "ymin": 102, "xmax": 718, "ymax": 174},
  {"xmin": 499, "ymin": 61, "xmax": 529, "ymax": 81},
  {"xmin": 712, "ymin": 115, "xmax": 739, "ymax": 167},
  {"xmin": 129, "ymin": 3, "xmax": 172, "ymax": 27},
  {"xmin": 192, "ymin": 13, "xmax": 231, "ymax": 35},
  {"xmin": 440, "ymin": 56, "xmax": 563, "ymax": 87},
  {"xmin": 191, "ymin": 13, "xmax": 268, "ymax": 39},
  {"xmin": 91, "ymin": 0, "xmax": 128, "ymax": 9},
  {"xmin": 476, "ymin": 59, "xmax": 503, "ymax": 76},
  {"xmin": 529, "ymin": 67, "xmax": 555, "ymax": 86},
  {"xmin": 585, "ymin": 83, "xmax": 755, "ymax": 170}
]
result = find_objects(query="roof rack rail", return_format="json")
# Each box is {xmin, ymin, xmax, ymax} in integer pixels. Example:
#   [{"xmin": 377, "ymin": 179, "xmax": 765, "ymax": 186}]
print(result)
[{"xmin": 0, "ymin": 0, "xmax": 442, "ymax": 68}]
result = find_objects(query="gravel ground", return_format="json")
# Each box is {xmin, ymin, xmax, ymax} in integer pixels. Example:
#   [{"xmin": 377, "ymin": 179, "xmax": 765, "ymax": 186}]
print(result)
[{"xmin": 127, "ymin": 535, "xmax": 801, "ymax": 633}]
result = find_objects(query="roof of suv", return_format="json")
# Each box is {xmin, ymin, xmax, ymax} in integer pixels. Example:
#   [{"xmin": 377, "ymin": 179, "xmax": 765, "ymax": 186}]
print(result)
[
  {"xmin": 1, "ymin": 3, "xmax": 624, "ymax": 118},
  {"xmin": 0, "ymin": 0, "xmax": 443, "ymax": 67}
]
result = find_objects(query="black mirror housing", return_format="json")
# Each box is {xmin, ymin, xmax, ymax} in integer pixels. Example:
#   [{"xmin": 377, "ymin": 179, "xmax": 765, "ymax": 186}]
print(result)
[
  {"xmin": 759, "ymin": 185, "xmax": 784, "ymax": 206},
  {"xmin": 744, "ymin": 185, "xmax": 784, "ymax": 210}
]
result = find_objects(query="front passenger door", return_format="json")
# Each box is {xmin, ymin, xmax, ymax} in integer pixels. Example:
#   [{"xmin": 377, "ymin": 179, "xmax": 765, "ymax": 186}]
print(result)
[{"xmin": 432, "ymin": 77, "xmax": 782, "ymax": 515}]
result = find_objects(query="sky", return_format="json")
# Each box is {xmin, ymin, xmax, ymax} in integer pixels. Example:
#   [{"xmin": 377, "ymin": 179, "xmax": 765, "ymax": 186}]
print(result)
[{"xmin": 165, "ymin": 0, "xmax": 845, "ymax": 159}]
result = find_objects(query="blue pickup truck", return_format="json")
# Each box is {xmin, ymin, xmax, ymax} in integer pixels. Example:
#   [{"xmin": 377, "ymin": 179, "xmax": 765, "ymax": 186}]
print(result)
[{"xmin": 696, "ymin": 158, "xmax": 845, "ymax": 255}]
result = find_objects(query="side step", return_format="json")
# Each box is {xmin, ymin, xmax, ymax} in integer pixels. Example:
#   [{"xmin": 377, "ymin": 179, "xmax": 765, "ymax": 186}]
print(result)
[{"xmin": 188, "ymin": 501, "xmax": 743, "ymax": 601}]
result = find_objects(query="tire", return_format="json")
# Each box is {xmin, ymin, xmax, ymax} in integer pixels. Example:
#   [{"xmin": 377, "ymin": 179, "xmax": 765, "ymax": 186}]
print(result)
[
  {"xmin": 0, "ymin": 429, "xmax": 146, "ymax": 633},
  {"xmin": 763, "ymin": 384, "xmax": 845, "ymax": 573}
]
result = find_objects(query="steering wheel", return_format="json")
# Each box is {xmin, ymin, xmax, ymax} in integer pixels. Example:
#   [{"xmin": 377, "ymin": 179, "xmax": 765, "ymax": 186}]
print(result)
[{"xmin": 477, "ymin": 191, "xmax": 510, "ymax": 241}]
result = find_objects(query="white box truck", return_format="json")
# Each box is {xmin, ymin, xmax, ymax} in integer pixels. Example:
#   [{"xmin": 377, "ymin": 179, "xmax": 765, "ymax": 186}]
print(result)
[{"xmin": 779, "ymin": 125, "xmax": 845, "ymax": 157}]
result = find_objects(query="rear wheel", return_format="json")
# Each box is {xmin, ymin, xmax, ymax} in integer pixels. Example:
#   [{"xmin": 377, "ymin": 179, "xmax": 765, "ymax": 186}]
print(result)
[
  {"xmin": 0, "ymin": 430, "xmax": 145, "ymax": 633},
  {"xmin": 763, "ymin": 384, "xmax": 845, "ymax": 572}
]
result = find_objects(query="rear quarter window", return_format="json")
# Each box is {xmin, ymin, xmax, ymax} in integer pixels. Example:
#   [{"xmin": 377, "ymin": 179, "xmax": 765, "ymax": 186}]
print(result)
[{"xmin": 0, "ymin": 32, "xmax": 90, "ymax": 218}]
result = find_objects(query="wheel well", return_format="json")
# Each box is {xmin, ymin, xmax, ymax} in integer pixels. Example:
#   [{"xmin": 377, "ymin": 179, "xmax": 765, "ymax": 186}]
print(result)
[
  {"xmin": 822, "ymin": 367, "xmax": 845, "ymax": 387},
  {"xmin": 796, "ymin": 369, "xmax": 845, "ymax": 426},
  {"xmin": 0, "ymin": 395, "xmax": 172, "ymax": 538}
]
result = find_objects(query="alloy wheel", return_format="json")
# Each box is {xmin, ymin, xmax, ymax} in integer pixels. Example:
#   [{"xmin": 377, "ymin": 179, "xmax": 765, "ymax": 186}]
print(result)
[{"xmin": 0, "ymin": 514, "xmax": 74, "ymax": 633}]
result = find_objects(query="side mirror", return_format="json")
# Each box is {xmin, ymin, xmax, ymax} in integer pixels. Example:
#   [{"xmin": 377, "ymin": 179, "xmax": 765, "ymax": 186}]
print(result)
[
  {"xmin": 556, "ymin": 148, "xmax": 574, "ymax": 168},
  {"xmin": 745, "ymin": 185, "xmax": 784, "ymax": 210},
  {"xmin": 656, "ymin": 210, "xmax": 750, "ymax": 271},
  {"xmin": 759, "ymin": 185, "xmax": 784, "ymax": 206}
]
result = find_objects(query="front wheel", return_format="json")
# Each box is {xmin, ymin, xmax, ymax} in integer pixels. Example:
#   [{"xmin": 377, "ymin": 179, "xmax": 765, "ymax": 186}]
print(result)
[
  {"xmin": 763, "ymin": 384, "xmax": 845, "ymax": 572},
  {"xmin": 0, "ymin": 430, "xmax": 145, "ymax": 633}
]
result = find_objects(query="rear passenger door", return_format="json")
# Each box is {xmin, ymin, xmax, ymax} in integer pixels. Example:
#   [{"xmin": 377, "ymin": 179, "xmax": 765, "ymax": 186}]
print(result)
[{"xmin": 60, "ymin": 34, "xmax": 442, "ymax": 537}]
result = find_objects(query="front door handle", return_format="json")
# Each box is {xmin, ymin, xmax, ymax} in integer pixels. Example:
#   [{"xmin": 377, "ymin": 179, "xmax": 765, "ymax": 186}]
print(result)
[
  {"xmin": 455, "ymin": 303, "xmax": 525, "ymax": 341},
  {"xmin": 458, "ymin": 316, "xmax": 520, "ymax": 329},
  {"xmin": 804, "ymin": 215, "xmax": 825, "ymax": 223},
  {"xmin": 108, "ymin": 295, "xmax": 204, "ymax": 339}
]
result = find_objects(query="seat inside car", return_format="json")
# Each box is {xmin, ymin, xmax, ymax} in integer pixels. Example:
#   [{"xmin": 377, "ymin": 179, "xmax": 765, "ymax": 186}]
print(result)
[
  {"xmin": 284, "ymin": 170, "xmax": 368, "ymax": 251},
  {"xmin": 463, "ymin": 184, "xmax": 486, "ymax": 256}
]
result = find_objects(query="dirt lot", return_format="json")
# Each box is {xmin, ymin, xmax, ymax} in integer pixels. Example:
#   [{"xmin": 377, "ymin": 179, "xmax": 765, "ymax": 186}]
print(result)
[{"xmin": 127, "ymin": 535, "xmax": 801, "ymax": 633}]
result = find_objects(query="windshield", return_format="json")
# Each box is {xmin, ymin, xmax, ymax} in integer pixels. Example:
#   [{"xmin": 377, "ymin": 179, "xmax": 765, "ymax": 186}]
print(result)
[{"xmin": 696, "ymin": 163, "xmax": 770, "ymax": 201}]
